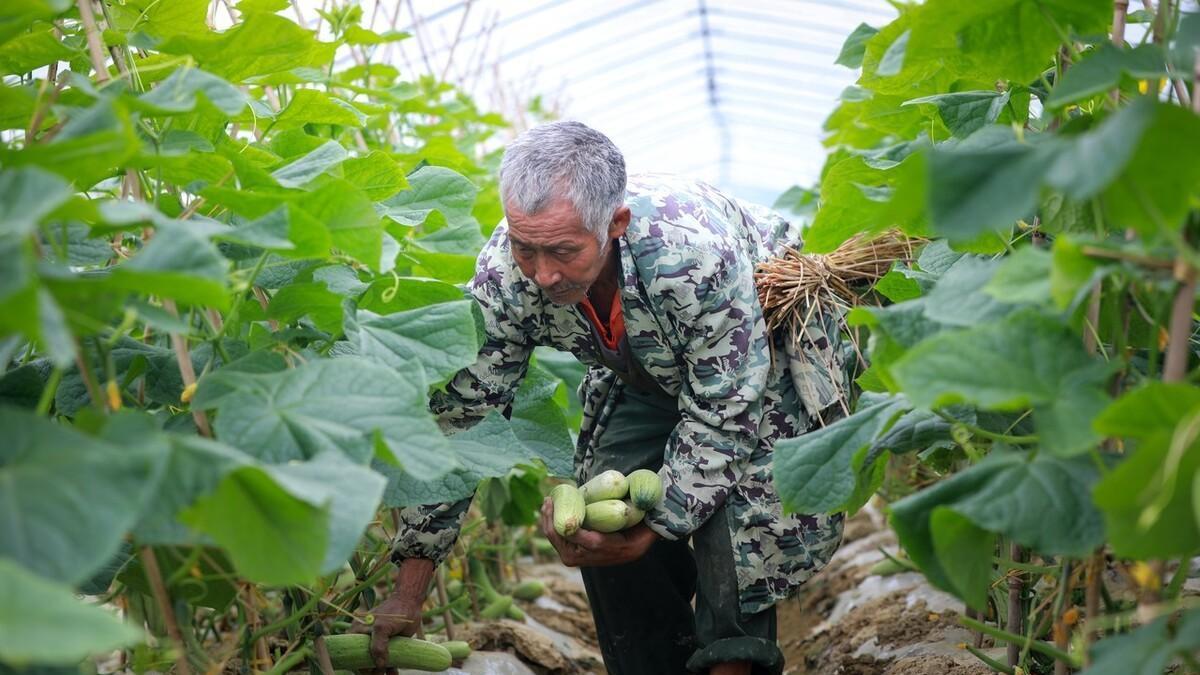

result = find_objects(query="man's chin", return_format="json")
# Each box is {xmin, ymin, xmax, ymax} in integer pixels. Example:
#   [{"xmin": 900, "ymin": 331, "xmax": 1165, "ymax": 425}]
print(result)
[{"xmin": 547, "ymin": 289, "xmax": 584, "ymax": 305}]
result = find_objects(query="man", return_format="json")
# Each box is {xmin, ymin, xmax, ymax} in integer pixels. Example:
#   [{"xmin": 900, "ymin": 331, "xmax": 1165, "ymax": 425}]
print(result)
[{"xmin": 359, "ymin": 121, "xmax": 846, "ymax": 674}]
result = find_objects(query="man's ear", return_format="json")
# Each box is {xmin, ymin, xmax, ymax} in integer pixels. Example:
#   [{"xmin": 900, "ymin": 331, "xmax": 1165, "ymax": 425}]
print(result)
[{"xmin": 608, "ymin": 206, "xmax": 631, "ymax": 240}]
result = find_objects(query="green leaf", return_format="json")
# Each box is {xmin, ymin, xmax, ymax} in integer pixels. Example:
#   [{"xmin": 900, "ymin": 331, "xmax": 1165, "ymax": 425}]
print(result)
[
  {"xmin": 983, "ymin": 246, "xmax": 1052, "ymax": 305},
  {"xmin": 135, "ymin": 67, "xmax": 250, "ymax": 117},
  {"xmin": 892, "ymin": 310, "xmax": 1112, "ymax": 456},
  {"xmin": 107, "ymin": 0, "xmax": 209, "ymax": 38},
  {"xmin": 356, "ymin": 276, "xmax": 465, "ymax": 314},
  {"xmin": 508, "ymin": 364, "xmax": 575, "ymax": 477},
  {"xmin": 259, "ymin": 451, "xmax": 385, "ymax": 573},
  {"xmin": 921, "ymin": 256, "xmax": 1020, "ymax": 327},
  {"xmin": 0, "ymin": 167, "xmax": 72, "ymax": 238},
  {"xmin": 929, "ymin": 508, "xmax": 993, "ymax": 611},
  {"xmin": 0, "ymin": 28, "xmax": 76, "ymax": 75},
  {"xmin": 344, "ymin": 25, "xmax": 410, "ymax": 45},
  {"xmin": 1046, "ymin": 43, "xmax": 1167, "ymax": 108},
  {"xmin": 1099, "ymin": 99, "xmax": 1200, "ymax": 235},
  {"xmin": 949, "ymin": 451, "xmax": 1104, "ymax": 555},
  {"xmin": 0, "ymin": 1, "xmax": 72, "ymax": 47},
  {"xmin": 108, "ymin": 221, "xmax": 231, "ymax": 310},
  {"xmin": 873, "ymin": 268, "xmax": 922, "ymax": 302},
  {"xmin": 157, "ymin": 13, "xmax": 334, "ymax": 82},
  {"xmin": 180, "ymin": 464, "xmax": 329, "ymax": 586},
  {"xmin": 835, "ymin": 23, "xmax": 878, "ymax": 68},
  {"xmin": 1095, "ymin": 383, "xmax": 1200, "ymax": 440},
  {"xmin": 0, "ymin": 83, "xmax": 36, "ymax": 130},
  {"xmin": 1080, "ymin": 610, "xmax": 1200, "ymax": 675},
  {"xmin": 205, "ymin": 356, "xmax": 456, "ymax": 479},
  {"xmin": 1, "ymin": 99, "xmax": 139, "ymax": 189},
  {"xmin": 1093, "ymin": 388, "xmax": 1200, "ymax": 559},
  {"xmin": 344, "ymin": 300, "xmax": 481, "ymax": 385},
  {"xmin": 379, "ymin": 165, "xmax": 479, "ymax": 229},
  {"xmin": 875, "ymin": 28, "xmax": 909, "ymax": 76},
  {"xmin": 1168, "ymin": 10, "xmax": 1199, "ymax": 74},
  {"xmin": 378, "ymin": 411, "xmax": 532, "ymax": 507},
  {"xmin": 0, "ymin": 558, "xmax": 143, "ymax": 665},
  {"xmin": 271, "ymin": 140, "xmax": 347, "ymax": 188},
  {"xmin": 294, "ymin": 179, "xmax": 382, "ymax": 270},
  {"xmin": 266, "ymin": 282, "xmax": 343, "ymax": 334},
  {"xmin": 0, "ymin": 406, "xmax": 167, "ymax": 584},
  {"xmin": 273, "ymin": 90, "xmax": 367, "ymax": 130},
  {"xmin": 341, "ymin": 151, "xmax": 408, "ymax": 200},
  {"xmin": 903, "ymin": 90, "xmax": 1011, "ymax": 138},
  {"xmin": 927, "ymin": 130, "xmax": 1053, "ymax": 242},
  {"xmin": 772, "ymin": 395, "xmax": 909, "ymax": 513}
]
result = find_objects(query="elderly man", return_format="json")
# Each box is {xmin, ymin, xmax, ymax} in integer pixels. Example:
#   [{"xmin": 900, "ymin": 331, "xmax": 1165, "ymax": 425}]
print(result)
[{"xmin": 362, "ymin": 121, "xmax": 845, "ymax": 675}]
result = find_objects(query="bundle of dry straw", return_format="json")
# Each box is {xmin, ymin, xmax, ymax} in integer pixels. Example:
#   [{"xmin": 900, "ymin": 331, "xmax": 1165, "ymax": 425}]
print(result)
[{"xmin": 755, "ymin": 230, "xmax": 926, "ymax": 334}]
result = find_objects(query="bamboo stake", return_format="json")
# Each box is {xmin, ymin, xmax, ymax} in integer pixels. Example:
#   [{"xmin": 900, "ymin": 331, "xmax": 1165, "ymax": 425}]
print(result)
[
  {"xmin": 140, "ymin": 547, "xmax": 193, "ymax": 675},
  {"xmin": 1163, "ymin": 258, "xmax": 1195, "ymax": 382},
  {"xmin": 1007, "ymin": 543, "xmax": 1026, "ymax": 668},
  {"xmin": 163, "ymin": 300, "xmax": 212, "ymax": 436},
  {"xmin": 76, "ymin": 0, "xmax": 110, "ymax": 83}
]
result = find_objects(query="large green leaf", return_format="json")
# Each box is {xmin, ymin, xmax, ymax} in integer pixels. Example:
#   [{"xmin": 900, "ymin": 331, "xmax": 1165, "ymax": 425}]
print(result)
[
  {"xmin": 341, "ymin": 151, "xmax": 408, "ymax": 201},
  {"xmin": 0, "ymin": 558, "xmax": 143, "ymax": 665},
  {"xmin": 835, "ymin": 23, "xmax": 878, "ymax": 69},
  {"xmin": 1, "ymin": 99, "xmax": 139, "ymax": 189},
  {"xmin": 0, "ymin": 27, "xmax": 76, "ymax": 76},
  {"xmin": 108, "ymin": 221, "xmax": 231, "ymax": 309},
  {"xmin": 157, "ymin": 13, "xmax": 334, "ymax": 82},
  {"xmin": 273, "ymin": 90, "xmax": 367, "ymax": 130},
  {"xmin": 903, "ymin": 90, "xmax": 1012, "ymax": 138},
  {"xmin": 294, "ymin": 179, "xmax": 382, "ymax": 270},
  {"xmin": 1080, "ymin": 610, "xmax": 1200, "ymax": 675},
  {"xmin": 0, "ymin": 167, "xmax": 72, "ymax": 239},
  {"xmin": 508, "ymin": 364, "xmax": 575, "ymax": 478},
  {"xmin": 205, "ymin": 356, "xmax": 456, "ymax": 479},
  {"xmin": 264, "ymin": 451, "xmax": 385, "ymax": 572},
  {"xmin": 892, "ymin": 309, "xmax": 1112, "ymax": 456},
  {"xmin": 134, "ymin": 67, "xmax": 251, "ymax": 117},
  {"xmin": 379, "ymin": 165, "xmax": 479, "ymax": 229},
  {"xmin": 0, "ymin": 1, "xmax": 71, "ymax": 47},
  {"xmin": 948, "ymin": 451, "xmax": 1104, "ymax": 555},
  {"xmin": 1093, "ymin": 384, "xmax": 1200, "ymax": 559},
  {"xmin": 0, "ymin": 407, "xmax": 167, "ymax": 584},
  {"xmin": 180, "ymin": 464, "xmax": 329, "ymax": 586},
  {"xmin": 929, "ymin": 508, "xmax": 993, "ymax": 611},
  {"xmin": 1046, "ymin": 43, "xmax": 1167, "ymax": 108},
  {"xmin": 107, "ymin": 0, "xmax": 209, "ymax": 38},
  {"xmin": 772, "ymin": 395, "xmax": 909, "ymax": 514},
  {"xmin": 343, "ymin": 300, "xmax": 481, "ymax": 385}
]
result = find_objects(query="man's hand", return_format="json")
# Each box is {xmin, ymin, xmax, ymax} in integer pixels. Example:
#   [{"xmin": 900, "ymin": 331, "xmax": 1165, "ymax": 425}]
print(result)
[
  {"xmin": 539, "ymin": 496, "xmax": 658, "ymax": 567},
  {"xmin": 350, "ymin": 557, "xmax": 434, "ymax": 670}
]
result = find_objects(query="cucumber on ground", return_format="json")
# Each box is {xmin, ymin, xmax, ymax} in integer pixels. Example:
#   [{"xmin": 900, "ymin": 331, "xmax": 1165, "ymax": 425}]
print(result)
[
  {"xmin": 583, "ymin": 499, "xmax": 631, "ymax": 533},
  {"xmin": 442, "ymin": 640, "xmax": 471, "ymax": 661},
  {"xmin": 580, "ymin": 469, "xmax": 628, "ymax": 503},
  {"xmin": 511, "ymin": 579, "xmax": 545, "ymax": 601},
  {"xmin": 480, "ymin": 594, "xmax": 512, "ymax": 619},
  {"xmin": 322, "ymin": 634, "xmax": 452, "ymax": 672},
  {"xmin": 626, "ymin": 469, "xmax": 664, "ymax": 510},
  {"xmin": 550, "ymin": 484, "xmax": 586, "ymax": 537}
]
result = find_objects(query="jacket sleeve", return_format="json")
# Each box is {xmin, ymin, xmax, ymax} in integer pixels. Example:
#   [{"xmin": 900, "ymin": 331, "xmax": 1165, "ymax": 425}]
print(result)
[
  {"xmin": 392, "ymin": 234, "xmax": 533, "ymax": 563},
  {"xmin": 641, "ymin": 242, "xmax": 771, "ymax": 541}
]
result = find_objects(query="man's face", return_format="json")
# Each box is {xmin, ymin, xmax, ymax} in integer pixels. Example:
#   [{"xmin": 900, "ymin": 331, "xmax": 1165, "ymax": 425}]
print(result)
[{"xmin": 506, "ymin": 197, "xmax": 612, "ymax": 305}]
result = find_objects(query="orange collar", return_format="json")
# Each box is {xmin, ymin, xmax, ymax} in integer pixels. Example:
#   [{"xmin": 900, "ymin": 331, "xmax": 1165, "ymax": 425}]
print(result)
[{"xmin": 578, "ymin": 288, "xmax": 624, "ymax": 351}]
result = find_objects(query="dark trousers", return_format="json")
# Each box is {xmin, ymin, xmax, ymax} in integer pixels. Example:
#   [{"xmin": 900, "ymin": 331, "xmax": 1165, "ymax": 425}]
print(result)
[{"xmin": 579, "ymin": 385, "xmax": 783, "ymax": 675}]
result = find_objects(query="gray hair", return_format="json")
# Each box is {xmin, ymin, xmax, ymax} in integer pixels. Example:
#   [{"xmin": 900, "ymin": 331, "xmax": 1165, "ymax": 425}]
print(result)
[{"xmin": 499, "ymin": 121, "xmax": 627, "ymax": 243}]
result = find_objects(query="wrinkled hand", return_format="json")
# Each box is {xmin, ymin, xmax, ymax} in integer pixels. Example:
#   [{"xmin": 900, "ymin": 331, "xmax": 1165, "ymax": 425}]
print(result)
[
  {"xmin": 539, "ymin": 496, "xmax": 658, "ymax": 567},
  {"xmin": 350, "ymin": 562, "xmax": 429, "ymax": 672}
]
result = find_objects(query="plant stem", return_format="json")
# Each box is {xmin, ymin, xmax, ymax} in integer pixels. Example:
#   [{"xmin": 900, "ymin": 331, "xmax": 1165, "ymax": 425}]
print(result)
[
  {"xmin": 934, "ymin": 410, "xmax": 1038, "ymax": 444},
  {"xmin": 435, "ymin": 567, "xmax": 457, "ymax": 641},
  {"xmin": 1083, "ymin": 550, "xmax": 1103, "ymax": 665},
  {"xmin": 1007, "ymin": 543, "xmax": 1025, "ymax": 668},
  {"xmin": 1053, "ymin": 560, "xmax": 1074, "ymax": 675},
  {"xmin": 960, "ymin": 616, "xmax": 1078, "ymax": 666},
  {"xmin": 139, "ymin": 547, "xmax": 193, "ymax": 675},
  {"xmin": 35, "ymin": 366, "xmax": 63, "ymax": 415},
  {"xmin": 312, "ymin": 635, "xmax": 335, "ymax": 675},
  {"xmin": 1163, "ymin": 260, "xmax": 1196, "ymax": 383}
]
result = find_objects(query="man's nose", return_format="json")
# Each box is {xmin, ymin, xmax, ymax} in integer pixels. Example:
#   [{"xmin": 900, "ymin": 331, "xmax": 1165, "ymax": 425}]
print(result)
[{"xmin": 534, "ymin": 265, "xmax": 562, "ymax": 289}]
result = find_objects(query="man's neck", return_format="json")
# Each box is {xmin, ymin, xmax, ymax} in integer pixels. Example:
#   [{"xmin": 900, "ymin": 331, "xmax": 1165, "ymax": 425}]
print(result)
[{"xmin": 586, "ymin": 239, "xmax": 621, "ymax": 307}]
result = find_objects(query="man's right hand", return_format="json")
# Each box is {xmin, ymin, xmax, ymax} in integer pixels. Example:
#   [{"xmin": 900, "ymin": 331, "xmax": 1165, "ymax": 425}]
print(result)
[
  {"xmin": 349, "ymin": 594, "xmax": 421, "ymax": 670},
  {"xmin": 349, "ymin": 557, "xmax": 436, "ymax": 670}
]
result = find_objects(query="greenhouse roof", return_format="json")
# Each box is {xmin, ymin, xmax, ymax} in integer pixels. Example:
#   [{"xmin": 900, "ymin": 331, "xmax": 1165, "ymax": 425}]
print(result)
[{"xmin": 330, "ymin": 0, "xmax": 899, "ymax": 206}]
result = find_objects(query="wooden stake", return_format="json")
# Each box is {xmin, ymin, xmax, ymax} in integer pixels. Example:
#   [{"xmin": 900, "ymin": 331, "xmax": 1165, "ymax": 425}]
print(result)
[
  {"xmin": 435, "ymin": 567, "xmax": 457, "ymax": 641},
  {"xmin": 1007, "ymin": 543, "xmax": 1026, "ymax": 668},
  {"xmin": 75, "ymin": 0, "xmax": 110, "ymax": 83},
  {"xmin": 140, "ymin": 547, "xmax": 193, "ymax": 675}
]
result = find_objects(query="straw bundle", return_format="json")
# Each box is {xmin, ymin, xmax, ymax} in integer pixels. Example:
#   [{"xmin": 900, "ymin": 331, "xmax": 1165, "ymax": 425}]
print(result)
[{"xmin": 755, "ymin": 230, "xmax": 926, "ymax": 335}]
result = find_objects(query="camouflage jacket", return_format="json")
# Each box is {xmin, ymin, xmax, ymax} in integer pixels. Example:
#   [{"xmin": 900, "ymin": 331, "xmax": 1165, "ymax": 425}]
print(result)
[{"xmin": 395, "ymin": 174, "xmax": 847, "ymax": 614}]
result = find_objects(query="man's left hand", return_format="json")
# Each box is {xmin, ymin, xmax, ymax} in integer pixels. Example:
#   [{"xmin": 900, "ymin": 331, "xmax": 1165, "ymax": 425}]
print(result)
[{"xmin": 538, "ymin": 497, "xmax": 658, "ymax": 567}]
